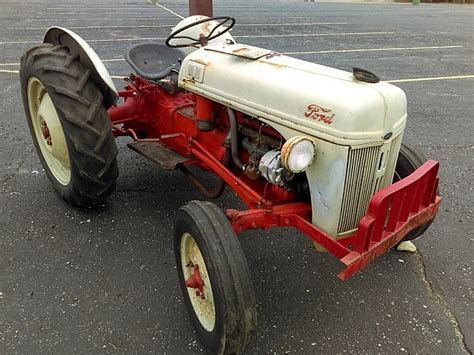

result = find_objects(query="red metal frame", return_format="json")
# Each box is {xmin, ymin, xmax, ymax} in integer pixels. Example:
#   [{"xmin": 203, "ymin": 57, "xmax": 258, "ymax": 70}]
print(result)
[
  {"xmin": 226, "ymin": 161, "xmax": 440, "ymax": 280},
  {"xmin": 107, "ymin": 75, "xmax": 441, "ymax": 281}
]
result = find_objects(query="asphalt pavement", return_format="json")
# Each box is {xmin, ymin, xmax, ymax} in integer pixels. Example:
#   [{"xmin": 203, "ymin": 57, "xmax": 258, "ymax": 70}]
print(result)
[{"xmin": 0, "ymin": 0, "xmax": 473, "ymax": 354}]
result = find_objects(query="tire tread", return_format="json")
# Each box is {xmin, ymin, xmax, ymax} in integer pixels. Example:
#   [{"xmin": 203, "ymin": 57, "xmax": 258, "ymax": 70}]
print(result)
[
  {"xmin": 20, "ymin": 43, "xmax": 118, "ymax": 206},
  {"xmin": 175, "ymin": 201, "xmax": 256, "ymax": 354}
]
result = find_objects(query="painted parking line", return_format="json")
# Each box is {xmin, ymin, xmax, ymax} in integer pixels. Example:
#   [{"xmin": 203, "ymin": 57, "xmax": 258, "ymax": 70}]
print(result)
[
  {"xmin": 26, "ymin": 16, "xmax": 176, "ymax": 23},
  {"xmin": 46, "ymin": 7, "xmax": 172, "ymax": 10},
  {"xmin": 45, "ymin": 10, "xmax": 161, "ymax": 15},
  {"xmin": 155, "ymin": 3, "xmax": 184, "ymax": 19},
  {"xmin": 1, "ymin": 58, "xmax": 123, "ymax": 66},
  {"xmin": 0, "ymin": 69, "xmax": 126, "ymax": 80},
  {"xmin": 43, "ymin": 7, "xmax": 261, "ymax": 12},
  {"xmin": 47, "ymin": 5, "xmax": 259, "ymax": 9},
  {"xmin": 239, "ymin": 22, "xmax": 348, "ymax": 27},
  {"xmin": 386, "ymin": 75, "xmax": 474, "ymax": 83},
  {"xmin": 0, "ymin": 32, "xmax": 396, "ymax": 45},
  {"xmin": 2, "ymin": 69, "xmax": 473, "ymax": 85},
  {"xmin": 237, "ymin": 32, "xmax": 394, "ymax": 39},
  {"xmin": 283, "ymin": 45, "xmax": 464, "ymax": 55},
  {"xmin": 25, "ymin": 16, "xmax": 337, "ymax": 22},
  {"xmin": 0, "ymin": 45, "xmax": 463, "ymax": 67},
  {"xmin": 17, "ymin": 25, "xmax": 178, "ymax": 30},
  {"xmin": 14, "ymin": 22, "xmax": 349, "ymax": 31},
  {"xmin": 102, "ymin": 58, "xmax": 125, "ymax": 62}
]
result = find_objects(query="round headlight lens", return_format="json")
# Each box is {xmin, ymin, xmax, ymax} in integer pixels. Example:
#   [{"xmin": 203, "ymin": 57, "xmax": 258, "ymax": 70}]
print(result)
[{"xmin": 281, "ymin": 136, "xmax": 316, "ymax": 173}]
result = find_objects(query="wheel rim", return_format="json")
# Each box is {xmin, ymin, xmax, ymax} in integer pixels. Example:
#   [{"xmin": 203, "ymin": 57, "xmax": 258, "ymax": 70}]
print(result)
[
  {"xmin": 180, "ymin": 232, "xmax": 216, "ymax": 332},
  {"xmin": 27, "ymin": 77, "xmax": 71, "ymax": 185}
]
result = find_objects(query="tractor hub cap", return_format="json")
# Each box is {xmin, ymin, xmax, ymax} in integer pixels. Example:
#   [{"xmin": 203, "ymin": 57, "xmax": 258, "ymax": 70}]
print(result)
[
  {"xmin": 41, "ymin": 120, "xmax": 52, "ymax": 144},
  {"xmin": 180, "ymin": 232, "xmax": 216, "ymax": 331},
  {"xmin": 27, "ymin": 77, "xmax": 71, "ymax": 185}
]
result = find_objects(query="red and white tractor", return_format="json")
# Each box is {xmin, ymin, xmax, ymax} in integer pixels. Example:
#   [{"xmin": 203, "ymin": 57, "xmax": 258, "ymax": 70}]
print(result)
[{"xmin": 20, "ymin": 16, "xmax": 441, "ymax": 354}]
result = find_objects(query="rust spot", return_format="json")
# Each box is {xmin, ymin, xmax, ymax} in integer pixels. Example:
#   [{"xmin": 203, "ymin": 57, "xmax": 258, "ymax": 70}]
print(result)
[
  {"xmin": 182, "ymin": 78, "xmax": 196, "ymax": 84},
  {"xmin": 232, "ymin": 47, "xmax": 251, "ymax": 54},
  {"xmin": 193, "ymin": 58, "xmax": 208, "ymax": 66},
  {"xmin": 265, "ymin": 52, "xmax": 281, "ymax": 59},
  {"xmin": 201, "ymin": 21, "xmax": 211, "ymax": 33},
  {"xmin": 271, "ymin": 63, "xmax": 286, "ymax": 69},
  {"xmin": 259, "ymin": 60, "xmax": 286, "ymax": 69},
  {"xmin": 280, "ymin": 136, "xmax": 316, "ymax": 172}
]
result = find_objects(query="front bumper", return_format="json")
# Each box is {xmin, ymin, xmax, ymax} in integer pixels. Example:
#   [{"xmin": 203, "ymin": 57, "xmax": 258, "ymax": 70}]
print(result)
[{"xmin": 227, "ymin": 160, "xmax": 441, "ymax": 280}]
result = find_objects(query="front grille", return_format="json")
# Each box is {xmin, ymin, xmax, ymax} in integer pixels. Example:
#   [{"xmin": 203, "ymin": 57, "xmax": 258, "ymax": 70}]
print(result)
[
  {"xmin": 337, "ymin": 145, "xmax": 380, "ymax": 234},
  {"xmin": 337, "ymin": 135, "xmax": 403, "ymax": 234}
]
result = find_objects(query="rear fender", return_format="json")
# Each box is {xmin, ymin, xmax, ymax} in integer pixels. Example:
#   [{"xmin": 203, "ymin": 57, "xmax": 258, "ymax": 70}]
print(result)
[{"xmin": 43, "ymin": 27, "xmax": 118, "ymax": 108}]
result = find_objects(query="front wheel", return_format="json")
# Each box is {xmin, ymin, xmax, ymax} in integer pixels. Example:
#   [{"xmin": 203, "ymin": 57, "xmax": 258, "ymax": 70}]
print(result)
[
  {"xmin": 20, "ymin": 44, "xmax": 118, "ymax": 206},
  {"xmin": 174, "ymin": 201, "xmax": 256, "ymax": 354},
  {"xmin": 394, "ymin": 143, "xmax": 435, "ymax": 241}
]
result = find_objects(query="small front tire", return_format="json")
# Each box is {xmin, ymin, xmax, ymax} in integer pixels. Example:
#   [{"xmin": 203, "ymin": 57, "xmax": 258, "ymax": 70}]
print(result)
[{"xmin": 174, "ymin": 201, "xmax": 256, "ymax": 354}]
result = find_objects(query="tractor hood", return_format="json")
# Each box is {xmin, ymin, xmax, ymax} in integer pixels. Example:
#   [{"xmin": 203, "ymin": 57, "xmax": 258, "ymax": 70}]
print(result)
[{"xmin": 178, "ymin": 43, "xmax": 407, "ymax": 146}]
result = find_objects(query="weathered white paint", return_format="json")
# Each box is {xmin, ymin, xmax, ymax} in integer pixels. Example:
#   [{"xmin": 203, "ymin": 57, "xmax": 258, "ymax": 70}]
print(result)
[
  {"xmin": 179, "ymin": 42, "xmax": 407, "ymax": 146},
  {"xmin": 43, "ymin": 27, "xmax": 118, "ymax": 104},
  {"xmin": 179, "ymin": 42, "xmax": 408, "ymax": 236}
]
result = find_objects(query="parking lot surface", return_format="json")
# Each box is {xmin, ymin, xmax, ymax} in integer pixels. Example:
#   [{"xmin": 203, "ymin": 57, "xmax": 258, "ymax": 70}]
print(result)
[{"xmin": 1, "ymin": 0, "xmax": 473, "ymax": 353}]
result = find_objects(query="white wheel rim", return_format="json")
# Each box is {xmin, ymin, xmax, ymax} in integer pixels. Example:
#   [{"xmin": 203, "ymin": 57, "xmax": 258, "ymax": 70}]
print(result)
[
  {"xmin": 28, "ymin": 77, "xmax": 71, "ymax": 185},
  {"xmin": 180, "ymin": 232, "xmax": 216, "ymax": 332}
]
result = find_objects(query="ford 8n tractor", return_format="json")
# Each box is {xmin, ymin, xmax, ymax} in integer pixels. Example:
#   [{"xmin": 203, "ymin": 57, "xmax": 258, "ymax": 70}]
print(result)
[{"xmin": 20, "ymin": 16, "xmax": 441, "ymax": 354}]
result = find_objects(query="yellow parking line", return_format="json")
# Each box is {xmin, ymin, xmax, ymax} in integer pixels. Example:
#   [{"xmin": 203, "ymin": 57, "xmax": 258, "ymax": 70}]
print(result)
[
  {"xmin": 284, "ymin": 45, "xmax": 463, "ymax": 55},
  {"xmin": 102, "ymin": 59, "xmax": 124, "ymax": 63},
  {"xmin": 0, "ymin": 69, "xmax": 19, "ymax": 74},
  {"xmin": 240, "ymin": 22, "xmax": 348, "ymax": 27},
  {"xmin": 1, "ymin": 44, "xmax": 462, "ymax": 67},
  {"xmin": 387, "ymin": 75, "xmax": 474, "ymax": 83},
  {"xmin": 236, "ymin": 31, "xmax": 394, "ymax": 39},
  {"xmin": 29, "ymin": 17, "xmax": 177, "ymax": 21},
  {"xmin": 0, "ymin": 32, "xmax": 396, "ymax": 45},
  {"xmin": 15, "ymin": 22, "xmax": 348, "ymax": 31},
  {"xmin": 2, "ymin": 70, "xmax": 473, "ymax": 85}
]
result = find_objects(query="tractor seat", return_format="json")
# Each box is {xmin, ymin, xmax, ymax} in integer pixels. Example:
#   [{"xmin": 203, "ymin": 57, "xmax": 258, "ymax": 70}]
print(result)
[{"xmin": 125, "ymin": 43, "xmax": 184, "ymax": 81}]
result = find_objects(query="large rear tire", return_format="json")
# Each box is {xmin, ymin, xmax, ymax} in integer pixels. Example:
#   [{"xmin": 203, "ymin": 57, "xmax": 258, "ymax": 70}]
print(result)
[
  {"xmin": 174, "ymin": 201, "xmax": 256, "ymax": 354},
  {"xmin": 20, "ymin": 44, "xmax": 118, "ymax": 207},
  {"xmin": 394, "ymin": 143, "xmax": 435, "ymax": 241}
]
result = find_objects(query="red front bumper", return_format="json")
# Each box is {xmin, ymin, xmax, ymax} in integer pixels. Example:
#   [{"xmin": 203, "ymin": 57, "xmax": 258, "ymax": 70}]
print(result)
[{"xmin": 227, "ymin": 160, "xmax": 441, "ymax": 281}]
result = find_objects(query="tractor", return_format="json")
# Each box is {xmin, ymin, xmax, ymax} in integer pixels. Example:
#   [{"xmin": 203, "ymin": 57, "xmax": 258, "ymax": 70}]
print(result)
[{"xmin": 19, "ymin": 16, "xmax": 441, "ymax": 354}]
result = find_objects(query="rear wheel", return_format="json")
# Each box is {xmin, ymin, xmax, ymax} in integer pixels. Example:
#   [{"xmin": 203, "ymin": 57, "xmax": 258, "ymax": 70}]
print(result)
[
  {"xmin": 174, "ymin": 201, "xmax": 256, "ymax": 354},
  {"xmin": 394, "ymin": 143, "xmax": 435, "ymax": 241},
  {"xmin": 20, "ymin": 44, "xmax": 118, "ymax": 206}
]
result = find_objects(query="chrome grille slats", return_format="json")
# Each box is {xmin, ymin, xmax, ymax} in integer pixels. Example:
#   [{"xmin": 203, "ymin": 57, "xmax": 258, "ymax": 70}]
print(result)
[
  {"xmin": 337, "ymin": 134, "xmax": 403, "ymax": 235},
  {"xmin": 338, "ymin": 145, "xmax": 380, "ymax": 233}
]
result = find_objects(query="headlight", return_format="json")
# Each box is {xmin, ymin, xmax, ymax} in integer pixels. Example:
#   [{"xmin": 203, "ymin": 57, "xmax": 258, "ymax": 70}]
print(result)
[{"xmin": 281, "ymin": 136, "xmax": 316, "ymax": 173}]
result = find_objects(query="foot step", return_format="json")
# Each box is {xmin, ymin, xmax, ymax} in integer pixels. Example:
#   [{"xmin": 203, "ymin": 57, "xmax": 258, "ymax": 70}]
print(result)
[{"xmin": 127, "ymin": 141, "xmax": 191, "ymax": 170}]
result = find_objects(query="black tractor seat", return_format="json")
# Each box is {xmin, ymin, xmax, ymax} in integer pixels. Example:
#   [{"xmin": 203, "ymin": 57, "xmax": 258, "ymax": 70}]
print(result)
[{"xmin": 125, "ymin": 43, "xmax": 184, "ymax": 81}]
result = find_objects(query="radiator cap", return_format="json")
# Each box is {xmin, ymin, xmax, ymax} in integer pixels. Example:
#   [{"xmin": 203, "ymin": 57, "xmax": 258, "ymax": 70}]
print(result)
[{"xmin": 353, "ymin": 67, "xmax": 380, "ymax": 83}]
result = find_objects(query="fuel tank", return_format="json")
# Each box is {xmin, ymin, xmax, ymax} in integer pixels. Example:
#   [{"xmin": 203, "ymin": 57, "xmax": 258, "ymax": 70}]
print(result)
[{"xmin": 178, "ymin": 42, "xmax": 407, "ymax": 146}]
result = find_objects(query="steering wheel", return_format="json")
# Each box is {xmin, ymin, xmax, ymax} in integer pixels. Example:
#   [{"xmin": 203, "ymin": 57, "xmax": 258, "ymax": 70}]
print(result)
[{"xmin": 166, "ymin": 16, "xmax": 236, "ymax": 48}]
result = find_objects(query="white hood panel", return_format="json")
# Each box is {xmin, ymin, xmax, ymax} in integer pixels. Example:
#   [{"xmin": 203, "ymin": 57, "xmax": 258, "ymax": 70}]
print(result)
[{"xmin": 179, "ymin": 42, "xmax": 407, "ymax": 146}]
